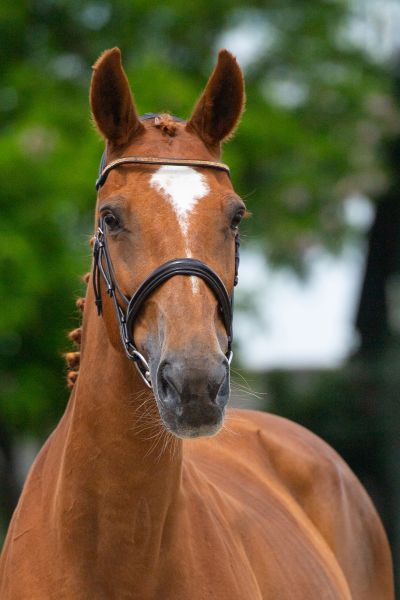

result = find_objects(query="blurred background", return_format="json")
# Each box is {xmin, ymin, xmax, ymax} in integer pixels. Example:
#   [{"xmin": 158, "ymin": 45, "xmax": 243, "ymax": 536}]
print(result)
[{"xmin": 1, "ymin": 0, "xmax": 399, "ymax": 591}]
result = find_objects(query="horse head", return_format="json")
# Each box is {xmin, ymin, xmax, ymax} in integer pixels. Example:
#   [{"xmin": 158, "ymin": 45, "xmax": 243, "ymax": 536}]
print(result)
[{"xmin": 90, "ymin": 48, "xmax": 245, "ymax": 439}]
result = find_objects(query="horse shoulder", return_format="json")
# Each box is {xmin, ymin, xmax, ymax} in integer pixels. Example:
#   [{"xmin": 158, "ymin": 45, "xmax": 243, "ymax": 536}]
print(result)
[
  {"xmin": 0, "ymin": 425, "xmax": 67, "ymax": 598},
  {"xmin": 225, "ymin": 409, "xmax": 394, "ymax": 599}
]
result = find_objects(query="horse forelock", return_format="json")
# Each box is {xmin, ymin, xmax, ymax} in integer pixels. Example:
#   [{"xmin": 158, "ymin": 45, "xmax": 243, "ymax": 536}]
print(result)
[{"xmin": 153, "ymin": 113, "xmax": 179, "ymax": 137}]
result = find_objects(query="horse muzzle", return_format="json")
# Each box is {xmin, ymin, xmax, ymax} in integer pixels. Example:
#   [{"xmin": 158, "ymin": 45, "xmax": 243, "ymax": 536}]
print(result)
[{"xmin": 154, "ymin": 356, "xmax": 230, "ymax": 438}]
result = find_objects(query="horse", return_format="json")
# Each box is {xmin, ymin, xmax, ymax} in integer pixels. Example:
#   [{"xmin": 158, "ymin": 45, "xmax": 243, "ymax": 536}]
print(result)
[{"xmin": 0, "ymin": 47, "xmax": 394, "ymax": 599}]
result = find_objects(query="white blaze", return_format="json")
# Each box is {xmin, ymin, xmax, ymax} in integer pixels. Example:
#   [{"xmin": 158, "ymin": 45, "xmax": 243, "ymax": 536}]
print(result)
[
  {"xmin": 150, "ymin": 166, "xmax": 210, "ymax": 236},
  {"xmin": 150, "ymin": 166, "xmax": 210, "ymax": 293}
]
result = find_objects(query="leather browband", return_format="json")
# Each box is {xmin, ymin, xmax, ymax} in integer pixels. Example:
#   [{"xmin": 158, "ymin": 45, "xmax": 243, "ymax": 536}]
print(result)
[{"xmin": 96, "ymin": 156, "xmax": 230, "ymax": 191}]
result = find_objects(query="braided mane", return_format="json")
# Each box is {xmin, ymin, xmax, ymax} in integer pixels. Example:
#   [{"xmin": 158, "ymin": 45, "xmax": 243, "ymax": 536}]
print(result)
[{"xmin": 64, "ymin": 272, "xmax": 89, "ymax": 388}]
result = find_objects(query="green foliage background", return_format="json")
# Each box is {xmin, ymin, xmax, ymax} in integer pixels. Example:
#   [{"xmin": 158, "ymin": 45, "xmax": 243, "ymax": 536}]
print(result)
[{"xmin": 0, "ymin": 0, "xmax": 390, "ymax": 436}]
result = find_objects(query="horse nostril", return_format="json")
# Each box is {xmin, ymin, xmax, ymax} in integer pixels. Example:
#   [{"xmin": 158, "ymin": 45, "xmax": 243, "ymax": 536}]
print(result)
[
  {"xmin": 158, "ymin": 361, "xmax": 181, "ymax": 406},
  {"xmin": 207, "ymin": 362, "xmax": 229, "ymax": 404},
  {"xmin": 159, "ymin": 363, "xmax": 170, "ymax": 397}
]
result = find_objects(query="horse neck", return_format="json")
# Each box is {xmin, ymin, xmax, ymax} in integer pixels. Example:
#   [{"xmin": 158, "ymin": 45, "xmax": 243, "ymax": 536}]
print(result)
[{"xmin": 54, "ymin": 281, "xmax": 183, "ymax": 540}]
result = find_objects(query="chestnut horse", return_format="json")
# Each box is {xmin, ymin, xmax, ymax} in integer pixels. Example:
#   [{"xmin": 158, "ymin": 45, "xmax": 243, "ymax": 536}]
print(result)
[{"xmin": 0, "ymin": 48, "xmax": 394, "ymax": 599}]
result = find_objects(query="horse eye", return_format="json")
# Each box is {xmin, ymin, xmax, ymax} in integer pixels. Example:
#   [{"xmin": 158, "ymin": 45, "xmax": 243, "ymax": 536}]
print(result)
[
  {"xmin": 231, "ymin": 209, "xmax": 244, "ymax": 231},
  {"xmin": 103, "ymin": 213, "xmax": 120, "ymax": 230}
]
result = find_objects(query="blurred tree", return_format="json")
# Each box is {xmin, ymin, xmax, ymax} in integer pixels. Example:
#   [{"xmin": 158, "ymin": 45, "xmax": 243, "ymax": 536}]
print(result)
[{"xmin": 354, "ymin": 56, "xmax": 400, "ymax": 592}]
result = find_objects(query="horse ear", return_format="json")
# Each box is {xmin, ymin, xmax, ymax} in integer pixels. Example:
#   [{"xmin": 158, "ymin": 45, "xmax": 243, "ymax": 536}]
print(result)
[
  {"xmin": 186, "ymin": 49, "xmax": 245, "ymax": 148},
  {"xmin": 90, "ymin": 47, "xmax": 143, "ymax": 145}
]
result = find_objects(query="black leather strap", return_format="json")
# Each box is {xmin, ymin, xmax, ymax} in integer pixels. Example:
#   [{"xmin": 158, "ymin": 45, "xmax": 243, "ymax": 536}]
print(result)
[{"xmin": 126, "ymin": 259, "xmax": 233, "ymax": 349}]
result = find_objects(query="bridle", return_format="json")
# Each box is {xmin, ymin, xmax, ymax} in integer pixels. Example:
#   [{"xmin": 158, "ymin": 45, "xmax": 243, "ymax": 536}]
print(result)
[{"xmin": 92, "ymin": 114, "xmax": 240, "ymax": 388}]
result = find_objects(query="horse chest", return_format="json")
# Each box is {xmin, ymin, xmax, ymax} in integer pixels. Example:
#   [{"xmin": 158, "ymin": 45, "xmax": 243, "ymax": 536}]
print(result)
[
  {"xmin": 150, "ymin": 488, "xmax": 351, "ymax": 600},
  {"xmin": 42, "ymin": 490, "xmax": 350, "ymax": 599}
]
